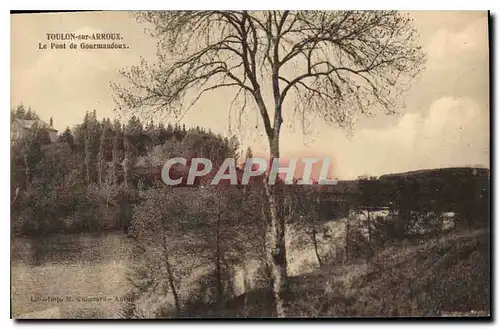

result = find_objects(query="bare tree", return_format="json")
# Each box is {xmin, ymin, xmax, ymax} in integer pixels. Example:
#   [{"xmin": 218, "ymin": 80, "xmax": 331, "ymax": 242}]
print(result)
[
  {"xmin": 112, "ymin": 10, "xmax": 425, "ymax": 317},
  {"xmin": 289, "ymin": 185, "xmax": 325, "ymax": 268},
  {"xmin": 130, "ymin": 187, "xmax": 200, "ymax": 316}
]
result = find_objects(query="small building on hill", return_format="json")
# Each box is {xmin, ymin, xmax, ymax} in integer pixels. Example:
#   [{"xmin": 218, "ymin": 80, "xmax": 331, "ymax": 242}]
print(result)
[{"xmin": 11, "ymin": 118, "xmax": 58, "ymax": 143}]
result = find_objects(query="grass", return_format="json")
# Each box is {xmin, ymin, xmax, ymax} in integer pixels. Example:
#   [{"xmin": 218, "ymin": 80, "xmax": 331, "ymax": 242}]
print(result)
[{"xmin": 191, "ymin": 228, "xmax": 490, "ymax": 318}]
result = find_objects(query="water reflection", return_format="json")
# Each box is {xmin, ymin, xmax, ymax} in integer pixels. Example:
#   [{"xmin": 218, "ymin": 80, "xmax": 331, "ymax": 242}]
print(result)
[{"xmin": 11, "ymin": 231, "xmax": 131, "ymax": 319}]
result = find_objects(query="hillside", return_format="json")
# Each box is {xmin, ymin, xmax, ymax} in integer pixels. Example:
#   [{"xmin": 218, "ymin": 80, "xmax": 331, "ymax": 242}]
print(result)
[
  {"xmin": 187, "ymin": 229, "xmax": 490, "ymax": 318},
  {"xmin": 379, "ymin": 166, "xmax": 490, "ymax": 181}
]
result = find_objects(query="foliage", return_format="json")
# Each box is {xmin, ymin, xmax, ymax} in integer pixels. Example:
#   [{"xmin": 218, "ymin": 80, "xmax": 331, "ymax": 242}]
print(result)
[
  {"xmin": 190, "ymin": 229, "xmax": 490, "ymax": 317},
  {"xmin": 10, "ymin": 106, "xmax": 240, "ymax": 236},
  {"xmin": 112, "ymin": 10, "xmax": 426, "ymax": 317}
]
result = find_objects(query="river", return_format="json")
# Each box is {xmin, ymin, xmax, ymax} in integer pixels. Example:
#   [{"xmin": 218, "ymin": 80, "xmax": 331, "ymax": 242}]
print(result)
[
  {"xmin": 11, "ymin": 231, "xmax": 132, "ymax": 319},
  {"xmin": 10, "ymin": 218, "xmax": 350, "ymax": 319}
]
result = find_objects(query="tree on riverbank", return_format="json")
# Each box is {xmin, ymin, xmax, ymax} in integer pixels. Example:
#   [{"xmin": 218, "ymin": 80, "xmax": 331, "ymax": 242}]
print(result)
[{"xmin": 112, "ymin": 11, "xmax": 426, "ymax": 316}]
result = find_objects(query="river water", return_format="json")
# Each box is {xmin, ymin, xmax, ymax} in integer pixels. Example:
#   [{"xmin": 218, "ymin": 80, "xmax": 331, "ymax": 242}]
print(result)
[
  {"xmin": 10, "ymin": 218, "xmax": 350, "ymax": 319},
  {"xmin": 10, "ymin": 230, "xmax": 265, "ymax": 319},
  {"xmin": 11, "ymin": 231, "xmax": 132, "ymax": 319}
]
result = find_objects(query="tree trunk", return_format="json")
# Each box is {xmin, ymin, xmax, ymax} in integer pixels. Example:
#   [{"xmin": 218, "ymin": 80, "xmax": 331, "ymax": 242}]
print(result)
[
  {"xmin": 215, "ymin": 206, "xmax": 223, "ymax": 305},
  {"xmin": 313, "ymin": 196, "xmax": 323, "ymax": 268},
  {"xmin": 261, "ymin": 205, "xmax": 273, "ymax": 282},
  {"xmin": 98, "ymin": 159, "xmax": 104, "ymax": 187},
  {"xmin": 12, "ymin": 186, "xmax": 20, "ymax": 205},
  {"xmin": 123, "ymin": 157, "xmax": 129, "ymax": 188},
  {"xmin": 263, "ymin": 136, "xmax": 288, "ymax": 318},
  {"xmin": 367, "ymin": 210, "xmax": 372, "ymax": 243},
  {"xmin": 345, "ymin": 217, "xmax": 350, "ymax": 263},
  {"xmin": 312, "ymin": 226, "xmax": 323, "ymax": 268},
  {"xmin": 23, "ymin": 154, "xmax": 30, "ymax": 183},
  {"xmin": 163, "ymin": 238, "xmax": 181, "ymax": 316},
  {"xmin": 112, "ymin": 139, "xmax": 119, "ymax": 185},
  {"xmin": 243, "ymin": 265, "xmax": 250, "ymax": 317},
  {"xmin": 223, "ymin": 257, "xmax": 235, "ymax": 298},
  {"xmin": 85, "ymin": 158, "xmax": 91, "ymax": 184},
  {"xmin": 105, "ymin": 180, "xmax": 109, "ymax": 221}
]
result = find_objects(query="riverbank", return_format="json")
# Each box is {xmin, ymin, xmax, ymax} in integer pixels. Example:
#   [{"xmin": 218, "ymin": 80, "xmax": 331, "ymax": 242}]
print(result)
[
  {"xmin": 192, "ymin": 228, "xmax": 490, "ymax": 317},
  {"xmin": 11, "ymin": 222, "xmax": 489, "ymax": 318}
]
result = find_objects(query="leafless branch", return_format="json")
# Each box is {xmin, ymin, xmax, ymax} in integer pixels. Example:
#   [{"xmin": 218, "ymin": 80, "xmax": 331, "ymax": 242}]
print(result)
[{"xmin": 113, "ymin": 10, "xmax": 425, "ymax": 138}]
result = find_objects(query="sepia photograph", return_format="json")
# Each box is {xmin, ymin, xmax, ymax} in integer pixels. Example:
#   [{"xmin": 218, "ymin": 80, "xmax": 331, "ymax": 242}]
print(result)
[{"xmin": 10, "ymin": 10, "xmax": 490, "ymax": 319}]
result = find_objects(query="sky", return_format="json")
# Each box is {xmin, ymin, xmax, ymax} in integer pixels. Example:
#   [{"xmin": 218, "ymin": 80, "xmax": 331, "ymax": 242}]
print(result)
[{"xmin": 10, "ymin": 11, "xmax": 490, "ymax": 179}]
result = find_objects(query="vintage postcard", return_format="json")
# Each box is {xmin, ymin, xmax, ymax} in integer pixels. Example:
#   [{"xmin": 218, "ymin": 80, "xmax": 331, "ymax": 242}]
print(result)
[{"xmin": 10, "ymin": 10, "xmax": 490, "ymax": 319}]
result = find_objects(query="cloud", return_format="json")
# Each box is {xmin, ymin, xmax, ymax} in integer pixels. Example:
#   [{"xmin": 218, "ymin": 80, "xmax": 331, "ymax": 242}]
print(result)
[
  {"xmin": 256, "ymin": 96, "xmax": 489, "ymax": 180},
  {"xmin": 415, "ymin": 97, "xmax": 489, "ymax": 168},
  {"xmin": 10, "ymin": 12, "xmax": 489, "ymax": 181},
  {"xmin": 426, "ymin": 18, "xmax": 488, "ymax": 61},
  {"xmin": 342, "ymin": 97, "xmax": 489, "ymax": 178}
]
